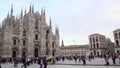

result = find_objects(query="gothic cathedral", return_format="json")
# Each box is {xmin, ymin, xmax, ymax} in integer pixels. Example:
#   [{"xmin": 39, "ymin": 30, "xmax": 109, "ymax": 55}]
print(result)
[{"xmin": 0, "ymin": 5, "xmax": 60, "ymax": 58}]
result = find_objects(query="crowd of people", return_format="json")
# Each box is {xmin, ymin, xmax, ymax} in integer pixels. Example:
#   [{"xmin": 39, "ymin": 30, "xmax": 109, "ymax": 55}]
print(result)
[
  {"xmin": 0, "ymin": 56, "xmax": 48, "ymax": 68},
  {"xmin": 55, "ymin": 53, "xmax": 120, "ymax": 65},
  {"xmin": 104, "ymin": 53, "xmax": 120, "ymax": 65},
  {"xmin": 0, "ymin": 53, "xmax": 120, "ymax": 68}
]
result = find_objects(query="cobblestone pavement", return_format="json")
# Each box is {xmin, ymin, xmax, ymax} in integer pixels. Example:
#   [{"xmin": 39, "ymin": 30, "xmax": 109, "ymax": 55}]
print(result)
[{"xmin": 1, "ymin": 58, "xmax": 120, "ymax": 68}]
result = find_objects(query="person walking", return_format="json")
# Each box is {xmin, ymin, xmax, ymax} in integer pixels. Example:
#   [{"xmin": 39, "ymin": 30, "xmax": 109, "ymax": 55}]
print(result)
[
  {"xmin": 38, "ymin": 57, "xmax": 43, "ymax": 68},
  {"xmin": 43, "ymin": 57, "xmax": 47, "ymax": 68},
  {"xmin": 27, "ymin": 57, "xmax": 30, "ymax": 66},
  {"xmin": 73, "ymin": 56, "xmax": 77, "ymax": 63},
  {"xmin": 13, "ymin": 56, "xmax": 19, "ymax": 67},
  {"xmin": 81, "ymin": 55, "xmax": 86, "ymax": 65},
  {"xmin": 112, "ymin": 53, "xmax": 116, "ymax": 64},
  {"xmin": 21, "ymin": 57, "xmax": 27, "ymax": 68},
  {"xmin": 104, "ymin": 54, "xmax": 109, "ymax": 65}
]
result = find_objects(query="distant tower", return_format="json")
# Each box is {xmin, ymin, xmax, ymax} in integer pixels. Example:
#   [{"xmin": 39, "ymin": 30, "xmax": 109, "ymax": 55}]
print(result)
[
  {"xmin": 32, "ymin": 4, "xmax": 34, "ymax": 13},
  {"xmin": 61, "ymin": 40, "xmax": 64, "ymax": 47},
  {"xmin": 55, "ymin": 25, "xmax": 60, "ymax": 56},
  {"xmin": 41, "ymin": 8, "xmax": 46, "ymax": 22},
  {"xmin": 21, "ymin": 7, "xmax": 23, "ymax": 18},
  {"xmin": 41, "ymin": 8, "xmax": 43, "ymax": 15},
  {"xmin": 24, "ymin": 8, "xmax": 26, "ymax": 15},
  {"xmin": 11, "ymin": 4, "xmax": 13, "ymax": 16},
  {"xmin": 29, "ymin": 4, "xmax": 32, "ymax": 13},
  {"xmin": 55, "ymin": 26, "xmax": 59, "ymax": 42},
  {"xmin": 7, "ymin": 12, "xmax": 9, "ymax": 18},
  {"xmin": 49, "ymin": 18, "xmax": 52, "ymax": 29}
]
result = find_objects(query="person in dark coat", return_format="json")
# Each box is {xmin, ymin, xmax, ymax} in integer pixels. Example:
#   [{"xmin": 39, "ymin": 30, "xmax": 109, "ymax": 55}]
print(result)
[
  {"xmin": 21, "ymin": 57, "xmax": 27, "ymax": 68},
  {"xmin": 73, "ymin": 56, "xmax": 77, "ymax": 63},
  {"xmin": 81, "ymin": 55, "xmax": 86, "ymax": 65}
]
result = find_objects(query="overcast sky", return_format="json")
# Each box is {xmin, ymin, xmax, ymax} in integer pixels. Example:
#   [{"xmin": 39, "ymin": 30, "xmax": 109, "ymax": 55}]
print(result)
[{"xmin": 0, "ymin": 0, "xmax": 120, "ymax": 46}]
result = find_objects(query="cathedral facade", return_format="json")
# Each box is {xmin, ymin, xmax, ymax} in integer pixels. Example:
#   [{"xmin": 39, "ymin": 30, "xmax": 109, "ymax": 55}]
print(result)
[{"xmin": 0, "ymin": 5, "xmax": 60, "ymax": 58}]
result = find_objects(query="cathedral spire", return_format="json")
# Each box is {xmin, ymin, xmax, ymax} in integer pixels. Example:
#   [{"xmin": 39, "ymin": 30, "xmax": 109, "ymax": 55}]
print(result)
[
  {"xmin": 24, "ymin": 8, "xmax": 26, "ymax": 15},
  {"xmin": 7, "ymin": 12, "xmax": 9, "ymax": 18},
  {"xmin": 11, "ymin": 4, "xmax": 13, "ymax": 16},
  {"xmin": 41, "ymin": 8, "xmax": 46, "ymax": 16},
  {"xmin": 21, "ymin": 7, "xmax": 23, "ymax": 18},
  {"xmin": 32, "ymin": 4, "xmax": 34, "ymax": 13},
  {"xmin": 49, "ymin": 18, "xmax": 52, "ymax": 29},
  {"xmin": 29, "ymin": 4, "xmax": 32, "ymax": 13},
  {"xmin": 41, "ymin": 8, "xmax": 46, "ymax": 23},
  {"xmin": 61, "ymin": 40, "xmax": 64, "ymax": 47},
  {"xmin": 41, "ymin": 8, "xmax": 44, "ymax": 15},
  {"xmin": 55, "ymin": 25, "xmax": 59, "ymax": 39},
  {"xmin": 43, "ymin": 8, "xmax": 45, "ymax": 16}
]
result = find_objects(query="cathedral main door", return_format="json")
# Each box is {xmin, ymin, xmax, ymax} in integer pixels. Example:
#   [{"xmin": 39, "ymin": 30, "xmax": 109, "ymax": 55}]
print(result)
[
  {"xmin": 12, "ymin": 47, "xmax": 18, "ymax": 57},
  {"xmin": 12, "ymin": 51, "xmax": 16, "ymax": 57},
  {"xmin": 34, "ymin": 48, "xmax": 38, "ymax": 57},
  {"xmin": 22, "ymin": 51, "xmax": 26, "ymax": 57}
]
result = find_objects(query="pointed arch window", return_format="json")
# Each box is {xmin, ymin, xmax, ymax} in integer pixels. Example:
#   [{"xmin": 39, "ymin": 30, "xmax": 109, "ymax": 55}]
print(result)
[
  {"xmin": 35, "ymin": 34, "xmax": 38, "ymax": 40},
  {"xmin": 13, "ymin": 39, "xmax": 16, "ymax": 45},
  {"xmin": 35, "ymin": 20, "xmax": 39, "ymax": 29},
  {"xmin": 23, "ymin": 40, "xmax": 26, "ymax": 46},
  {"xmin": 23, "ymin": 30, "xmax": 26, "ymax": 36},
  {"xmin": 46, "ymin": 29, "xmax": 49, "ymax": 39}
]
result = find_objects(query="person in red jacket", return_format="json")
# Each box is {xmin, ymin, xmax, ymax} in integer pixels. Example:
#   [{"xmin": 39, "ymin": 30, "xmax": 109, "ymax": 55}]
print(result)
[{"xmin": 112, "ymin": 53, "xmax": 116, "ymax": 64}]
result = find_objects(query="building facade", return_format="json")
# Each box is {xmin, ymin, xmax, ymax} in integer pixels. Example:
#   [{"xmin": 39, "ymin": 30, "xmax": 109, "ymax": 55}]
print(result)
[
  {"xmin": 89, "ymin": 33, "xmax": 115, "ymax": 56},
  {"xmin": 89, "ymin": 33, "xmax": 107, "ymax": 56},
  {"xmin": 0, "ymin": 5, "xmax": 60, "ymax": 58},
  {"xmin": 60, "ymin": 41, "xmax": 89, "ymax": 56},
  {"xmin": 113, "ymin": 29, "xmax": 120, "ymax": 54}
]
